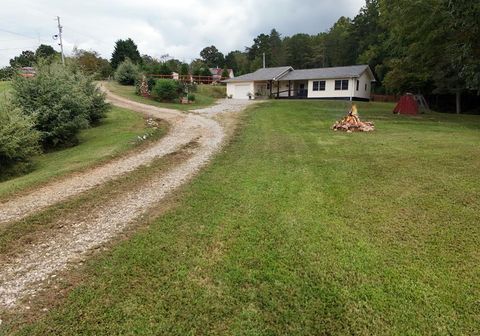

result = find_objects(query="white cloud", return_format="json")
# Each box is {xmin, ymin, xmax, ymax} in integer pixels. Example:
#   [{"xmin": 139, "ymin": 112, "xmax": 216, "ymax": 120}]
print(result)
[{"xmin": 0, "ymin": 0, "xmax": 364, "ymax": 66}]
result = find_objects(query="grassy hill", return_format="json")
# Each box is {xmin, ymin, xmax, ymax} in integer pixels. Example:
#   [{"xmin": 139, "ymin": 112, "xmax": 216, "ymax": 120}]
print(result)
[{"xmin": 15, "ymin": 100, "xmax": 480, "ymax": 335}]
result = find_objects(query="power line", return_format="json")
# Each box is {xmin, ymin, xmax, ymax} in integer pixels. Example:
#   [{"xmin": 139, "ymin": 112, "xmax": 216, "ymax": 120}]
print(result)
[
  {"xmin": 0, "ymin": 28, "xmax": 36, "ymax": 39},
  {"xmin": 0, "ymin": 37, "xmax": 38, "ymax": 42},
  {"xmin": 0, "ymin": 47, "xmax": 33, "ymax": 51}
]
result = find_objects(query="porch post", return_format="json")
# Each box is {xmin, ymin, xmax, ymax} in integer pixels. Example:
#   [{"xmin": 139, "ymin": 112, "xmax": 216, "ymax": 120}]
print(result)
[{"xmin": 288, "ymin": 80, "xmax": 291, "ymax": 97}]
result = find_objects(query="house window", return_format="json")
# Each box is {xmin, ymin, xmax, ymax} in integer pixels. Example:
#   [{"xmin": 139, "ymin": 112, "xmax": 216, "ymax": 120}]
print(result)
[
  {"xmin": 312, "ymin": 80, "xmax": 326, "ymax": 91},
  {"xmin": 356, "ymin": 80, "xmax": 359, "ymax": 91},
  {"xmin": 267, "ymin": 82, "xmax": 270, "ymax": 90},
  {"xmin": 335, "ymin": 80, "xmax": 349, "ymax": 90},
  {"xmin": 365, "ymin": 83, "xmax": 367, "ymax": 91}
]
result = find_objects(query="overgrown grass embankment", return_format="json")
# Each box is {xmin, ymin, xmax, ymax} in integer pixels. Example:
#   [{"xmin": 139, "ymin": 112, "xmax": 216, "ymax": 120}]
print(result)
[
  {"xmin": 105, "ymin": 81, "xmax": 224, "ymax": 111},
  {"xmin": 11, "ymin": 100, "xmax": 480, "ymax": 335},
  {"xmin": 0, "ymin": 81, "xmax": 11, "ymax": 101}
]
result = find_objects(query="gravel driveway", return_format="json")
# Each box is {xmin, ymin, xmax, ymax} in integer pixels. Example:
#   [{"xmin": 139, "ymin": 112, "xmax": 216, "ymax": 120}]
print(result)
[{"xmin": 0, "ymin": 88, "xmax": 253, "ymax": 310}]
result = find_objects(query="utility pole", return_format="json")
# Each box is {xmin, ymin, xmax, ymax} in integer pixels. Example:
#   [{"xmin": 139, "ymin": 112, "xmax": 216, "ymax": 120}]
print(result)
[
  {"xmin": 263, "ymin": 52, "xmax": 266, "ymax": 68},
  {"xmin": 56, "ymin": 16, "xmax": 65, "ymax": 65}
]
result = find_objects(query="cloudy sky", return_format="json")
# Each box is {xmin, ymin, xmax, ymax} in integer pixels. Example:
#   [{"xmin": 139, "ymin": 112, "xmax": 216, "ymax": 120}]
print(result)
[{"xmin": 0, "ymin": 0, "xmax": 364, "ymax": 67}]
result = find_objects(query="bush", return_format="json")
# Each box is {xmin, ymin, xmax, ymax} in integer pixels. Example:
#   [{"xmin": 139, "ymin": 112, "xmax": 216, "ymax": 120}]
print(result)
[
  {"xmin": 0, "ymin": 66, "xmax": 15, "ymax": 81},
  {"xmin": 152, "ymin": 79, "xmax": 182, "ymax": 102},
  {"xmin": 81, "ymin": 78, "xmax": 109, "ymax": 124},
  {"xmin": 114, "ymin": 58, "xmax": 140, "ymax": 85},
  {"xmin": 147, "ymin": 77, "xmax": 156, "ymax": 91},
  {"xmin": 0, "ymin": 102, "xmax": 40, "ymax": 169},
  {"xmin": 11, "ymin": 63, "xmax": 108, "ymax": 148},
  {"xmin": 187, "ymin": 93, "xmax": 196, "ymax": 102}
]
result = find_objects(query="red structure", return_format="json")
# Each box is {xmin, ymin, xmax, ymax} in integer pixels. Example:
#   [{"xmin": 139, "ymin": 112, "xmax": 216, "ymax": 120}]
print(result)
[{"xmin": 393, "ymin": 94, "xmax": 419, "ymax": 115}]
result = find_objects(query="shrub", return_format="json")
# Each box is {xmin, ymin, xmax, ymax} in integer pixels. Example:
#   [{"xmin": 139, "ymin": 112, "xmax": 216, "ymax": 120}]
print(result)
[
  {"xmin": 147, "ymin": 77, "xmax": 156, "ymax": 91},
  {"xmin": 187, "ymin": 93, "xmax": 196, "ymax": 102},
  {"xmin": 11, "ymin": 63, "xmax": 108, "ymax": 148},
  {"xmin": 152, "ymin": 79, "xmax": 182, "ymax": 102},
  {"xmin": 0, "ymin": 66, "xmax": 15, "ymax": 81},
  {"xmin": 184, "ymin": 83, "xmax": 197, "ymax": 93},
  {"xmin": 114, "ymin": 58, "xmax": 140, "ymax": 85},
  {"xmin": 0, "ymin": 102, "xmax": 40, "ymax": 169},
  {"xmin": 81, "ymin": 78, "xmax": 109, "ymax": 124}
]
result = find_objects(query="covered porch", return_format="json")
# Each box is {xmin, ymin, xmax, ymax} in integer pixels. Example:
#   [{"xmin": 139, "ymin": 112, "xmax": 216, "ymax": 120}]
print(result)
[{"xmin": 253, "ymin": 80, "xmax": 308, "ymax": 99}]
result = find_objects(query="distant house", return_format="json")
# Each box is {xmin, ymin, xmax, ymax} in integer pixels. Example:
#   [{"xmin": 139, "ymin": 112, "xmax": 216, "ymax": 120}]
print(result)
[
  {"xmin": 19, "ymin": 67, "xmax": 36, "ymax": 78},
  {"xmin": 209, "ymin": 67, "xmax": 234, "ymax": 82},
  {"xmin": 223, "ymin": 65, "xmax": 375, "ymax": 101}
]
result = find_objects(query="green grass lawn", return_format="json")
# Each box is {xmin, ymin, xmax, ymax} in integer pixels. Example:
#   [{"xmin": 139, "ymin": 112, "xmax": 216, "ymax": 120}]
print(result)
[
  {"xmin": 0, "ymin": 104, "xmax": 166, "ymax": 199},
  {"xmin": 105, "ymin": 81, "xmax": 223, "ymax": 111},
  {"xmin": 12, "ymin": 101, "xmax": 480, "ymax": 335}
]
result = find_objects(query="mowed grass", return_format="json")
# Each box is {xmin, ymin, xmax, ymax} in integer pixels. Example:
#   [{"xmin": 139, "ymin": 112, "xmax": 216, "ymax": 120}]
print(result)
[
  {"xmin": 13, "ymin": 101, "xmax": 480, "ymax": 335},
  {"xmin": 0, "ymin": 102, "xmax": 166, "ymax": 199},
  {"xmin": 105, "ymin": 81, "xmax": 223, "ymax": 111}
]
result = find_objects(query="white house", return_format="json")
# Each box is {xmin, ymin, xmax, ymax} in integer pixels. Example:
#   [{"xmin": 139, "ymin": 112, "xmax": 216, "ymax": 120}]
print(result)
[{"xmin": 224, "ymin": 65, "xmax": 376, "ymax": 101}]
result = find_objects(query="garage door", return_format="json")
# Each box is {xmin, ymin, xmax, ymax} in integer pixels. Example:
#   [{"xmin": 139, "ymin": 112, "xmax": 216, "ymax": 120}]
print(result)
[{"xmin": 234, "ymin": 84, "xmax": 251, "ymax": 100}]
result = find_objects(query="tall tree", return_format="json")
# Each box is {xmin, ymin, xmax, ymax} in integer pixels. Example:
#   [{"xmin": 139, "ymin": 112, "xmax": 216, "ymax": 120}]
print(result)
[
  {"xmin": 308, "ymin": 33, "xmax": 328, "ymax": 68},
  {"xmin": 111, "ymin": 38, "xmax": 141, "ymax": 69},
  {"xmin": 200, "ymin": 45, "xmax": 225, "ymax": 68},
  {"xmin": 190, "ymin": 59, "xmax": 207, "ymax": 75},
  {"xmin": 284, "ymin": 34, "xmax": 313, "ymax": 69},
  {"xmin": 35, "ymin": 44, "xmax": 57, "ymax": 59},
  {"xmin": 179, "ymin": 63, "xmax": 190, "ymax": 76},
  {"xmin": 246, "ymin": 29, "xmax": 285, "ymax": 68},
  {"xmin": 381, "ymin": 0, "xmax": 479, "ymax": 112},
  {"xmin": 324, "ymin": 17, "xmax": 356, "ymax": 67},
  {"xmin": 9, "ymin": 50, "xmax": 36, "ymax": 67},
  {"xmin": 73, "ymin": 48, "xmax": 112, "ymax": 79},
  {"xmin": 269, "ymin": 29, "xmax": 286, "ymax": 67}
]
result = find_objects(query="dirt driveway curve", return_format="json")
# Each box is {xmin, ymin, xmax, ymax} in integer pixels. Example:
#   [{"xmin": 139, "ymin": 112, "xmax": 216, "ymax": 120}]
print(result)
[
  {"xmin": 0, "ymin": 86, "xmax": 213, "ymax": 225},
  {"xmin": 0, "ymin": 86, "xmax": 254, "ymax": 310}
]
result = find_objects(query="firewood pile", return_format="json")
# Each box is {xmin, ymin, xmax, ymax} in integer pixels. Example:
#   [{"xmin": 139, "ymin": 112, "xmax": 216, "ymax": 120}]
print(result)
[{"xmin": 331, "ymin": 104, "xmax": 375, "ymax": 132}]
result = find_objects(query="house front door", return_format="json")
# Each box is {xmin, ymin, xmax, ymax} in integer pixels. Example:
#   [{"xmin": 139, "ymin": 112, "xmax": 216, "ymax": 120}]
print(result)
[{"xmin": 297, "ymin": 83, "xmax": 307, "ymax": 98}]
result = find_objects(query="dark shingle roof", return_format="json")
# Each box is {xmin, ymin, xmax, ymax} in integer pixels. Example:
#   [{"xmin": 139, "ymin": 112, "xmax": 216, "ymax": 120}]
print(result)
[
  {"xmin": 282, "ymin": 65, "xmax": 373, "ymax": 81},
  {"xmin": 223, "ymin": 66, "xmax": 292, "ymax": 82},
  {"xmin": 223, "ymin": 65, "xmax": 375, "ymax": 83}
]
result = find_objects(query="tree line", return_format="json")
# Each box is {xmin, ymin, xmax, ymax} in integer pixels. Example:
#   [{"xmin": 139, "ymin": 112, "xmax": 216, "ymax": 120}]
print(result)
[
  {"xmin": 1, "ymin": 0, "xmax": 478, "ymax": 113},
  {"xmin": 201, "ymin": 0, "xmax": 479, "ymax": 113}
]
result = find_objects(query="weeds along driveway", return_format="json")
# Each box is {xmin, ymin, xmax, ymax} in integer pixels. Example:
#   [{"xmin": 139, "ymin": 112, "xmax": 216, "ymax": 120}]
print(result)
[{"xmin": 0, "ymin": 87, "xmax": 254, "ymax": 310}]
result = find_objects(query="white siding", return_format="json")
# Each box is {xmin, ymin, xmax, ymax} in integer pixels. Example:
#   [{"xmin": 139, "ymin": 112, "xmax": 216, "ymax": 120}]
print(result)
[
  {"xmin": 306, "ymin": 71, "xmax": 373, "ymax": 100},
  {"xmin": 307, "ymin": 78, "xmax": 354, "ymax": 99},
  {"xmin": 354, "ymin": 71, "xmax": 372, "ymax": 100}
]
